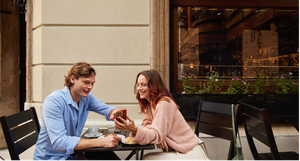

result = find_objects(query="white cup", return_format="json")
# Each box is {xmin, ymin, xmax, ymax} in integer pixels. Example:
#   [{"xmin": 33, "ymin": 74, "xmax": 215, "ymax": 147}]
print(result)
[{"xmin": 88, "ymin": 126, "xmax": 99, "ymax": 137}]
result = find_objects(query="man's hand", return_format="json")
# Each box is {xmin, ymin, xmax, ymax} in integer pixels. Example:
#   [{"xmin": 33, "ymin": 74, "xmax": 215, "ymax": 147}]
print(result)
[
  {"xmin": 109, "ymin": 109, "xmax": 118, "ymax": 120},
  {"xmin": 98, "ymin": 135, "xmax": 121, "ymax": 148}
]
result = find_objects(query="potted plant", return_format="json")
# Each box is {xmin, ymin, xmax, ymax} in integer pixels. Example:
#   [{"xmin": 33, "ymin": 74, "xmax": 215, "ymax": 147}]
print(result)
[{"xmin": 172, "ymin": 72, "xmax": 299, "ymax": 120}]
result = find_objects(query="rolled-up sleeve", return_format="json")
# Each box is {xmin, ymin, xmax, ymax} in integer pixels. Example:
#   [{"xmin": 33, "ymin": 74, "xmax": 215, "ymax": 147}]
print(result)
[{"xmin": 42, "ymin": 96, "xmax": 81, "ymax": 155}]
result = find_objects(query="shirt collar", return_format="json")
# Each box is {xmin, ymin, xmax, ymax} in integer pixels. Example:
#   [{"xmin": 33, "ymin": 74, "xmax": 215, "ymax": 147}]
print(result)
[{"xmin": 63, "ymin": 86, "xmax": 87, "ymax": 109}]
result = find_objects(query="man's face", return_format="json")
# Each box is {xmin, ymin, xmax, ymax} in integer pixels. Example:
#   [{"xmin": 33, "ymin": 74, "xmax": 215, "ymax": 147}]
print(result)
[{"xmin": 70, "ymin": 75, "xmax": 95, "ymax": 100}]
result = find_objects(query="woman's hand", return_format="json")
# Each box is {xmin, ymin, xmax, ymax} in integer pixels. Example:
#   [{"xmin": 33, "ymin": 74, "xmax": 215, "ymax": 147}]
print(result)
[
  {"xmin": 114, "ymin": 116, "xmax": 137, "ymax": 135},
  {"xmin": 156, "ymin": 140, "xmax": 169, "ymax": 152}
]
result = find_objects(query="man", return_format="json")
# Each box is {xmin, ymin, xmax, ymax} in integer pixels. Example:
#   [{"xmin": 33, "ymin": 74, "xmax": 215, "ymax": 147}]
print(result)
[{"xmin": 34, "ymin": 62, "xmax": 121, "ymax": 160}]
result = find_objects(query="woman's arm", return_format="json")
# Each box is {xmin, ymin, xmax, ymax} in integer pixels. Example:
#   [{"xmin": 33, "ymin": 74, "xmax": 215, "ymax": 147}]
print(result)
[{"xmin": 115, "ymin": 101, "xmax": 176, "ymax": 145}]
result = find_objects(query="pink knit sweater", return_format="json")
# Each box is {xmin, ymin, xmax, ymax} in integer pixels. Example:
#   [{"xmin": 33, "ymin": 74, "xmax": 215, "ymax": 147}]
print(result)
[{"xmin": 130, "ymin": 98, "xmax": 199, "ymax": 153}]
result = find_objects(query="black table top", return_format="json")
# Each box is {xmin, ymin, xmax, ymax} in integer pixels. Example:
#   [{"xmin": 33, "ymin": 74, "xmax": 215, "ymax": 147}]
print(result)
[{"xmin": 78, "ymin": 128, "xmax": 155, "ymax": 152}]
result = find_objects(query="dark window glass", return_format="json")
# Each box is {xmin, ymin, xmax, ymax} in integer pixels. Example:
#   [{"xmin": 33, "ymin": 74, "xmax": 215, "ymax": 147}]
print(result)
[{"xmin": 176, "ymin": 7, "xmax": 299, "ymax": 80}]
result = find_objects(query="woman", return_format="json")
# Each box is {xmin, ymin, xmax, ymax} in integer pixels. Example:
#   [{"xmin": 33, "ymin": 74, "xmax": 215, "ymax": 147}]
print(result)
[{"xmin": 115, "ymin": 70, "xmax": 209, "ymax": 160}]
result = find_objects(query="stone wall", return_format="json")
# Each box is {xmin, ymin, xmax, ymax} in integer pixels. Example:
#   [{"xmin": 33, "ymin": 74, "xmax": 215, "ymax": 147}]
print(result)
[{"xmin": 30, "ymin": 0, "xmax": 150, "ymax": 125}]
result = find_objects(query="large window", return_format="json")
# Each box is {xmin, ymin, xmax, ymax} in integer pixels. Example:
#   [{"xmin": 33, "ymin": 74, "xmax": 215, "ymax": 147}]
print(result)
[{"xmin": 171, "ymin": 1, "xmax": 299, "ymax": 93}]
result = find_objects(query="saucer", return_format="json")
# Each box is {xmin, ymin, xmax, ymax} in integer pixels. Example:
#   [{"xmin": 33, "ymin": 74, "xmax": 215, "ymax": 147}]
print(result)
[
  {"xmin": 122, "ymin": 142, "xmax": 138, "ymax": 145},
  {"xmin": 84, "ymin": 133, "xmax": 103, "ymax": 138}
]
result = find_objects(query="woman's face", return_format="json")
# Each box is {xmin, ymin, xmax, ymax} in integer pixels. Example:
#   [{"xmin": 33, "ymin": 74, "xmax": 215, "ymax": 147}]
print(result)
[{"xmin": 137, "ymin": 74, "xmax": 150, "ymax": 101}]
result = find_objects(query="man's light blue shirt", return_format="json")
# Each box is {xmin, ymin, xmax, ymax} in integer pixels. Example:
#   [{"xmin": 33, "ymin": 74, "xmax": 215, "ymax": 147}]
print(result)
[{"xmin": 33, "ymin": 86, "xmax": 117, "ymax": 160}]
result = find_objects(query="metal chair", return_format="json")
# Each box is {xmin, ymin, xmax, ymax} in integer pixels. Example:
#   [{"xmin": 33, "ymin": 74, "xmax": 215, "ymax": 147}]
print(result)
[
  {"xmin": 239, "ymin": 101, "xmax": 299, "ymax": 160},
  {"xmin": 1, "ymin": 107, "xmax": 40, "ymax": 160},
  {"xmin": 194, "ymin": 100, "xmax": 241, "ymax": 160}
]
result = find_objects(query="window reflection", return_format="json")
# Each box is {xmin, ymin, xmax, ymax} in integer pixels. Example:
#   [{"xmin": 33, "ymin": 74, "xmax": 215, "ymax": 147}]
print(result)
[{"xmin": 177, "ymin": 7, "xmax": 299, "ymax": 80}]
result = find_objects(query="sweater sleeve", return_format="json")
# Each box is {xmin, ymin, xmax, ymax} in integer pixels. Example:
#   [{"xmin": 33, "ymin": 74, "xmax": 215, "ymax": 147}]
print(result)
[
  {"xmin": 130, "ymin": 101, "xmax": 175, "ymax": 145},
  {"xmin": 141, "ymin": 112, "xmax": 152, "ymax": 128},
  {"xmin": 131, "ymin": 99, "xmax": 199, "ymax": 154}
]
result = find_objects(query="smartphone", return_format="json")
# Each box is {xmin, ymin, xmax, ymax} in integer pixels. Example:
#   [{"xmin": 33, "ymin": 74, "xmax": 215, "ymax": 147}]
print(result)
[{"xmin": 116, "ymin": 109, "xmax": 127, "ymax": 121}]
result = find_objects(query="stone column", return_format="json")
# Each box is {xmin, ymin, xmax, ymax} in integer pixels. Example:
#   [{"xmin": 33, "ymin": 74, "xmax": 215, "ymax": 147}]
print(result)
[
  {"xmin": 26, "ymin": 0, "xmax": 33, "ymax": 103},
  {"xmin": 150, "ymin": 0, "xmax": 170, "ymax": 90}
]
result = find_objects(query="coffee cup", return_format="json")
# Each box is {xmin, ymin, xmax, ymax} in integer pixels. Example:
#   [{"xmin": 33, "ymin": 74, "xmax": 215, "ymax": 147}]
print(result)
[{"xmin": 88, "ymin": 126, "xmax": 99, "ymax": 137}]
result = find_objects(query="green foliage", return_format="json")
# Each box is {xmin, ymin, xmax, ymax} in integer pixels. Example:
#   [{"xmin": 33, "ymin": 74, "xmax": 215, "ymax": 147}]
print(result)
[
  {"xmin": 202, "ymin": 72, "xmax": 225, "ymax": 94},
  {"xmin": 181, "ymin": 72, "xmax": 298, "ymax": 94},
  {"xmin": 273, "ymin": 72, "xmax": 299, "ymax": 94},
  {"xmin": 181, "ymin": 74, "xmax": 197, "ymax": 94},
  {"xmin": 253, "ymin": 74, "xmax": 270, "ymax": 94},
  {"xmin": 198, "ymin": 83, "xmax": 207, "ymax": 94},
  {"xmin": 181, "ymin": 72, "xmax": 225, "ymax": 94},
  {"xmin": 223, "ymin": 78, "xmax": 251, "ymax": 94}
]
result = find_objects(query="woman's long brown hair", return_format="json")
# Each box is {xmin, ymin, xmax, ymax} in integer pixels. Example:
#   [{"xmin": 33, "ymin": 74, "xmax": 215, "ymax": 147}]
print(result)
[{"xmin": 134, "ymin": 70, "xmax": 178, "ymax": 114}]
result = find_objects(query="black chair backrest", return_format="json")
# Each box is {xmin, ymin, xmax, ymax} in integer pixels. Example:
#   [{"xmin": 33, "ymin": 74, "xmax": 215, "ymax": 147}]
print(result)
[
  {"xmin": 239, "ymin": 101, "xmax": 298, "ymax": 160},
  {"xmin": 1, "ymin": 107, "xmax": 40, "ymax": 160},
  {"xmin": 194, "ymin": 100, "xmax": 240, "ymax": 160}
]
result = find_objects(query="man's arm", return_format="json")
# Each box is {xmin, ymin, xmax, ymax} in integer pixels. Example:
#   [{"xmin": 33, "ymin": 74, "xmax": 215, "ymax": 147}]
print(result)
[
  {"xmin": 74, "ymin": 138, "xmax": 101, "ymax": 150},
  {"xmin": 88, "ymin": 93, "xmax": 118, "ymax": 120},
  {"xmin": 74, "ymin": 135, "xmax": 121, "ymax": 150}
]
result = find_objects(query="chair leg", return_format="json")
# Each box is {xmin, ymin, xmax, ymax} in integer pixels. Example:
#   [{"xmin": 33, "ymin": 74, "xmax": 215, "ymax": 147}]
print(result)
[{"xmin": 200, "ymin": 142, "xmax": 209, "ymax": 158}]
